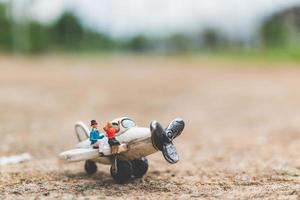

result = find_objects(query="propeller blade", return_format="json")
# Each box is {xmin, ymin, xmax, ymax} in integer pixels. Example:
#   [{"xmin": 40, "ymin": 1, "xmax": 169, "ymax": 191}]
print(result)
[
  {"xmin": 162, "ymin": 143, "xmax": 179, "ymax": 164},
  {"xmin": 165, "ymin": 118, "xmax": 185, "ymax": 141}
]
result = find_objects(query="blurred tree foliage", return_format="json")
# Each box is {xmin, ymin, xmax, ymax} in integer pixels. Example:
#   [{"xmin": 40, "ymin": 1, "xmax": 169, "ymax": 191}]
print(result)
[
  {"xmin": 203, "ymin": 29, "xmax": 221, "ymax": 49},
  {"xmin": 261, "ymin": 15, "xmax": 288, "ymax": 48},
  {"xmin": 37, "ymin": 12, "xmax": 116, "ymax": 53},
  {"xmin": 0, "ymin": 4, "xmax": 12, "ymax": 50},
  {"xmin": 126, "ymin": 35, "xmax": 152, "ymax": 51},
  {"xmin": 167, "ymin": 34, "xmax": 191, "ymax": 52},
  {"xmin": 28, "ymin": 22, "xmax": 47, "ymax": 53},
  {"xmin": 261, "ymin": 6, "xmax": 300, "ymax": 51},
  {"xmin": 1, "ymin": 2, "xmax": 300, "ymax": 54},
  {"xmin": 48, "ymin": 12, "xmax": 84, "ymax": 49},
  {"xmin": 0, "ymin": 4, "xmax": 117, "ymax": 53}
]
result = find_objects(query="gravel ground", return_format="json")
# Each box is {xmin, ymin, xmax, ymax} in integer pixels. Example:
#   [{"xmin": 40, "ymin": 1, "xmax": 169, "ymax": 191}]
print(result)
[{"xmin": 0, "ymin": 55, "xmax": 300, "ymax": 199}]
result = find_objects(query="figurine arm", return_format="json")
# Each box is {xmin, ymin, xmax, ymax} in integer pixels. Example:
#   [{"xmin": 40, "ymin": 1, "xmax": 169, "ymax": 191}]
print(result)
[
  {"xmin": 98, "ymin": 133, "xmax": 105, "ymax": 139},
  {"xmin": 115, "ymin": 121, "xmax": 120, "ymax": 133}
]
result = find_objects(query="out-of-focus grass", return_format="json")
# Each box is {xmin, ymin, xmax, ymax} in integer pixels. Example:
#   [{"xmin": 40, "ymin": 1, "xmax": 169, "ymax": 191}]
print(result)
[
  {"xmin": 200, "ymin": 48, "xmax": 300, "ymax": 63},
  {"xmin": 2, "ymin": 47, "xmax": 299, "ymax": 71}
]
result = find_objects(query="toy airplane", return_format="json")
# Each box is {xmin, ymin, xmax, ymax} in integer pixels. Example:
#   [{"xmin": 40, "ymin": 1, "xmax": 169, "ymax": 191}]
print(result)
[{"xmin": 59, "ymin": 117, "xmax": 185, "ymax": 183}]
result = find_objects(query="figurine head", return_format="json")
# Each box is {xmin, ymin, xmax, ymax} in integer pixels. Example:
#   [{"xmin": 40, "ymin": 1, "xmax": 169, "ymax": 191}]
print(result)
[
  {"xmin": 106, "ymin": 122, "xmax": 113, "ymax": 128},
  {"xmin": 90, "ymin": 120, "xmax": 98, "ymax": 129}
]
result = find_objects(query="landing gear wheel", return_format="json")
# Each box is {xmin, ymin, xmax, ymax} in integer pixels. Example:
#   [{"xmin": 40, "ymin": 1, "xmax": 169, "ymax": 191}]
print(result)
[
  {"xmin": 110, "ymin": 159, "xmax": 133, "ymax": 184},
  {"xmin": 131, "ymin": 157, "xmax": 149, "ymax": 178},
  {"xmin": 84, "ymin": 160, "xmax": 97, "ymax": 175}
]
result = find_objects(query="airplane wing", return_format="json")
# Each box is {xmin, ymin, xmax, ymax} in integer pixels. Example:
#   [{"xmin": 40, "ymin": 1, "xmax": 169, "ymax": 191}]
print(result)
[
  {"xmin": 59, "ymin": 138, "xmax": 156, "ymax": 163},
  {"xmin": 59, "ymin": 143, "xmax": 129, "ymax": 162},
  {"xmin": 59, "ymin": 148, "xmax": 98, "ymax": 162}
]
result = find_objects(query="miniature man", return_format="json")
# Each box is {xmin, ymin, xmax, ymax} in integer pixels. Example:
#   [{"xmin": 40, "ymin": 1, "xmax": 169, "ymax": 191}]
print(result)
[
  {"xmin": 90, "ymin": 120, "xmax": 105, "ymax": 148},
  {"xmin": 103, "ymin": 121, "xmax": 120, "ymax": 154}
]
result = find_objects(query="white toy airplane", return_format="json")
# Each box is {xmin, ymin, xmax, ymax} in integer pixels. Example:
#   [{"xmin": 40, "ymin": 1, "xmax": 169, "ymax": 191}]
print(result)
[{"xmin": 59, "ymin": 117, "xmax": 185, "ymax": 183}]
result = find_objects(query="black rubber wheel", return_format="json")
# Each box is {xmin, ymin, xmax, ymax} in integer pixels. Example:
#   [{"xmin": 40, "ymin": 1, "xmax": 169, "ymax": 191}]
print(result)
[
  {"xmin": 84, "ymin": 160, "xmax": 97, "ymax": 175},
  {"xmin": 131, "ymin": 157, "xmax": 149, "ymax": 178},
  {"xmin": 110, "ymin": 159, "xmax": 133, "ymax": 184}
]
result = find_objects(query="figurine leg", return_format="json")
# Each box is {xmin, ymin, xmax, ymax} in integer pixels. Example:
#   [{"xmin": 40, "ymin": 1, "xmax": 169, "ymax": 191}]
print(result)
[
  {"xmin": 111, "ymin": 154, "xmax": 118, "ymax": 174},
  {"xmin": 112, "ymin": 145, "xmax": 120, "ymax": 154},
  {"xmin": 111, "ymin": 145, "xmax": 116, "ymax": 154}
]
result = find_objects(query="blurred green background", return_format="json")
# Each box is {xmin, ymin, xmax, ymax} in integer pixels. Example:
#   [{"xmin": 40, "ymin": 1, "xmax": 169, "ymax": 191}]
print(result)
[{"xmin": 0, "ymin": 0, "xmax": 300, "ymax": 61}]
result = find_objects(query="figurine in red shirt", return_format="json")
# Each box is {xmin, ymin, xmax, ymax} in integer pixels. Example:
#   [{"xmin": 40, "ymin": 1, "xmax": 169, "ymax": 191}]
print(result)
[{"xmin": 103, "ymin": 121, "xmax": 120, "ymax": 155}]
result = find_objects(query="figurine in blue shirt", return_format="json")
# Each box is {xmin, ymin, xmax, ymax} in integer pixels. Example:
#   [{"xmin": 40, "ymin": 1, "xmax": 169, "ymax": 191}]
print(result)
[{"xmin": 90, "ymin": 120, "xmax": 105, "ymax": 147}]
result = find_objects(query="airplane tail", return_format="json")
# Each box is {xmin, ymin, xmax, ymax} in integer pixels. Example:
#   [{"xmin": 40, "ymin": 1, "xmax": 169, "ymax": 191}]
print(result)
[
  {"xmin": 150, "ymin": 118, "xmax": 185, "ymax": 164},
  {"xmin": 75, "ymin": 121, "xmax": 90, "ymax": 142}
]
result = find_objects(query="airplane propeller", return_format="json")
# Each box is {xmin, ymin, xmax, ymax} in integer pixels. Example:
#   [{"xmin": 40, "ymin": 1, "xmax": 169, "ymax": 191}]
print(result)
[{"xmin": 150, "ymin": 118, "xmax": 185, "ymax": 164}]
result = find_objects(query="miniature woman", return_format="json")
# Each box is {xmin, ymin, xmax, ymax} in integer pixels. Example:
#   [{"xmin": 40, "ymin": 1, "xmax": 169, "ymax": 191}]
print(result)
[
  {"xmin": 90, "ymin": 120, "xmax": 105, "ymax": 148},
  {"xmin": 103, "ymin": 121, "xmax": 120, "ymax": 173},
  {"xmin": 103, "ymin": 121, "xmax": 120, "ymax": 154}
]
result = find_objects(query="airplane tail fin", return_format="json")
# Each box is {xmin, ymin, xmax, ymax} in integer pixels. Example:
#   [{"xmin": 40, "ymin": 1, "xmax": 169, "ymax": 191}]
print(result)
[
  {"xmin": 150, "ymin": 118, "xmax": 185, "ymax": 164},
  {"xmin": 75, "ymin": 121, "xmax": 90, "ymax": 142}
]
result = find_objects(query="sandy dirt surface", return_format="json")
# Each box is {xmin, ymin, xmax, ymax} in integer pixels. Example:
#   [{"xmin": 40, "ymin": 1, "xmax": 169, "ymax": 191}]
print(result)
[{"xmin": 0, "ymin": 55, "xmax": 300, "ymax": 199}]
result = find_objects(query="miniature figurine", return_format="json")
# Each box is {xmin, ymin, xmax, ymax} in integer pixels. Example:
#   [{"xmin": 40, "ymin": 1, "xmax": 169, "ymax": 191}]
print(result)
[
  {"xmin": 59, "ymin": 117, "xmax": 185, "ymax": 183},
  {"xmin": 103, "ymin": 121, "xmax": 121, "ymax": 174},
  {"xmin": 89, "ymin": 120, "xmax": 105, "ymax": 148},
  {"xmin": 103, "ymin": 121, "xmax": 120, "ymax": 154}
]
